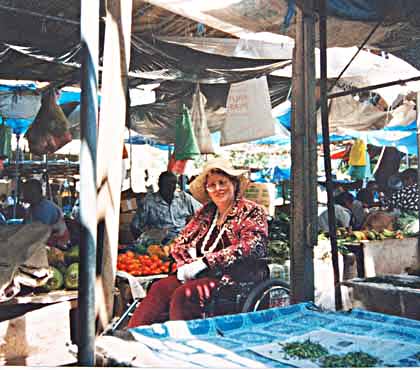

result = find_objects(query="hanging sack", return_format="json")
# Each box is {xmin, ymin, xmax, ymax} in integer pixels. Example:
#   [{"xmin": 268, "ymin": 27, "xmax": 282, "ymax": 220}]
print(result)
[
  {"xmin": 349, "ymin": 139, "xmax": 367, "ymax": 166},
  {"xmin": 221, "ymin": 76, "xmax": 276, "ymax": 145},
  {"xmin": 173, "ymin": 105, "xmax": 200, "ymax": 160},
  {"xmin": 0, "ymin": 122, "xmax": 12, "ymax": 159},
  {"xmin": 25, "ymin": 89, "xmax": 72, "ymax": 155},
  {"xmin": 191, "ymin": 84, "xmax": 215, "ymax": 154}
]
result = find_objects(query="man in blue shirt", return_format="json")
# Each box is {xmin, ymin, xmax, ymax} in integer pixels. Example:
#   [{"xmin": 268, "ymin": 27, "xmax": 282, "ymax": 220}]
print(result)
[
  {"xmin": 130, "ymin": 171, "xmax": 201, "ymax": 243},
  {"xmin": 22, "ymin": 178, "xmax": 69, "ymax": 247}
]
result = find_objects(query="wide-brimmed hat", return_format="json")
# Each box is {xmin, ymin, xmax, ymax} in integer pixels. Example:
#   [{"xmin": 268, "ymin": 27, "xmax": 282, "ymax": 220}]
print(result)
[{"xmin": 189, "ymin": 158, "xmax": 249, "ymax": 204}]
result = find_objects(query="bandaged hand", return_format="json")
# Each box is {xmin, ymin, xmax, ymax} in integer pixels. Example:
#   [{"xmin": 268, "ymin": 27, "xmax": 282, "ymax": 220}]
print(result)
[{"xmin": 176, "ymin": 259, "xmax": 207, "ymax": 282}]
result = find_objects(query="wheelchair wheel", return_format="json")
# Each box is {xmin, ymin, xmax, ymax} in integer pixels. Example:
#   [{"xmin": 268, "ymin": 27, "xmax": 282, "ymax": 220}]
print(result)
[{"xmin": 241, "ymin": 279, "xmax": 290, "ymax": 312}]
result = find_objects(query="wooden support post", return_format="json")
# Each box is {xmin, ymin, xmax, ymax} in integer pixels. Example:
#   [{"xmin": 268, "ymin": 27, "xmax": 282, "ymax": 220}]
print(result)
[
  {"xmin": 96, "ymin": 0, "xmax": 133, "ymax": 328},
  {"xmin": 290, "ymin": 1, "xmax": 316, "ymax": 303}
]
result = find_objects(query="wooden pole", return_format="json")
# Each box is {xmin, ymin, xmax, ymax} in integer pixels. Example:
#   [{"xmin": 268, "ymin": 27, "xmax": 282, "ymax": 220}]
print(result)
[
  {"xmin": 96, "ymin": 0, "xmax": 133, "ymax": 328},
  {"xmin": 290, "ymin": 0, "xmax": 316, "ymax": 303}
]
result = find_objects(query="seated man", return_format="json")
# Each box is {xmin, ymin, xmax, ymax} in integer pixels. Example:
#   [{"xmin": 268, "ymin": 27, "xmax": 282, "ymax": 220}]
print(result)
[
  {"xmin": 22, "ymin": 178, "xmax": 69, "ymax": 248},
  {"xmin": 318, "ymin": 191, "xmax": 354, "ymax": 233},
  {"xmin": 130, "ymin": 171, "xmax": 201, "ymax": 243}
]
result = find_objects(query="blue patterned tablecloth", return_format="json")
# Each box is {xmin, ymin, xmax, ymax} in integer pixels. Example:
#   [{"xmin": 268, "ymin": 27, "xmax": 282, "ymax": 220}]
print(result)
[{"xmin": 126, "ymin": 303, "xmax": 420, "ymax": 368}]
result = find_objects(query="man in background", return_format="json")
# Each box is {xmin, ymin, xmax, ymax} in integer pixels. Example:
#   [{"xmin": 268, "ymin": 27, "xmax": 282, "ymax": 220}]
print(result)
[
  {"xmin": 130, "ymin": 171, "xmax": 201, "ymax": 243},
  {"xmin": 22, "ymin": 178, "xmax": 69, "ymax": 248},
  {"xmin": 318, "ymin": 191, "xmax": 355, "ymax": 233}
]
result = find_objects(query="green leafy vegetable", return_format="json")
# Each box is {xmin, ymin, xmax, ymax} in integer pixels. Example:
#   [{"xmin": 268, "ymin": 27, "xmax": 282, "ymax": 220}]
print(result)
[
  {"xmin": 320, "ymin": 351, "xmax": 379, "ymax": 368},
  {"xmin": 282, "ymin": 339, "xmax": 329, "ymax": 361}
]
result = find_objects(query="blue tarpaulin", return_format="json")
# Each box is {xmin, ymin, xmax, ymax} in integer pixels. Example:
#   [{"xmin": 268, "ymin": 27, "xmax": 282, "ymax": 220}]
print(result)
[
  {"xmin": 257, "ymin": 101, "xmax": 418, "ymax": 155},
  {"xmin": 326, "ymin": 0, "xmax": 416, "ymax": 21},
  {"xmin": 345, "ymin": 122, "xmax": 418, "ymax": 154},
  {"xmin": 111, "ymin": 302, "xmax": 420, "ymax": 368}
]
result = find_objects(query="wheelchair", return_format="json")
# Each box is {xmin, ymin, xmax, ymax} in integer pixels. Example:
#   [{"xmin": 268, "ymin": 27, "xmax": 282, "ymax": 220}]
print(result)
[
  {"xmin": 107, "ymin": 258, "xmax": 290, "ymax": 333},
  {"xmin": 201, "ymin": 258, "xmax": 290, "ymax": 317}
]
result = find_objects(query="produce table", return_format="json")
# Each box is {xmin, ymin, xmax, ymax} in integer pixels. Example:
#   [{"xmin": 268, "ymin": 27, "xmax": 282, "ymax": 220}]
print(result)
[
  {"xmin": 96, "ymin": 302, "xmax": 420, "ymax": 367},
  {"xmin": 0, "ymin": 290, "xmax": 77, "ymax": 366},
  {"xmin": 348, "ymin": 237, "xmax": 419, "ymax": 277}
]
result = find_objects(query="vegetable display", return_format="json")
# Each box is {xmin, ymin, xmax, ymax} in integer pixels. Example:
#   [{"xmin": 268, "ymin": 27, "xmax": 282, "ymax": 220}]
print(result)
[
  {"xmin": 42, "ymin": 245, "xmax": 80, "ymax": 291},
  {"xmin": 319, "ymin": 227, "xmax": 405, "ymax": 251},
  {"xmin": 268, "ymin": 212, "xmax": 290, "ymax": 264},
  {"xmin": 320, "ymin": 351, "xmax": 379, "ymax": 368},
  {"xmin": 117, "ymin": 250, "xmax": 174, "ymax": 276},
  {"xmin": 282, "ymin": 339, "xmax": 328, "ymax": 360},
  {"xmin": 280, "ymin": 340, "xmax": 380, "ymax": 368}
]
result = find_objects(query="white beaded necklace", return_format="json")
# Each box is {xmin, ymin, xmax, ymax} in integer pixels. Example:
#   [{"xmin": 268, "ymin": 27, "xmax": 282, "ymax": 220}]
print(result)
[{"xmin": 200, "ymin": 210, "xmax": 227, "ymax": 255}]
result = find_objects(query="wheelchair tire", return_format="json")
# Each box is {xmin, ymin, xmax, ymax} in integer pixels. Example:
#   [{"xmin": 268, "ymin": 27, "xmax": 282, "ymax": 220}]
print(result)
[{"xmin": 241, "ymin": 279, "xmax": 291, "ymax": 313}]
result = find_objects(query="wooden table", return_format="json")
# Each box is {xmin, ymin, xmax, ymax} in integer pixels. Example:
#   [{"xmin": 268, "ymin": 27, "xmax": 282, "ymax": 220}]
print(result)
[{"xmin": 0, "ymin": 290, "xmax": 78, "ymax": 366}]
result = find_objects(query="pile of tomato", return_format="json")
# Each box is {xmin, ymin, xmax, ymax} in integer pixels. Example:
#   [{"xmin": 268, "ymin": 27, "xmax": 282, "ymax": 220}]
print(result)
[{"xmin": 117, "ymin": 251, "xmax": 175, "ymax": 276}]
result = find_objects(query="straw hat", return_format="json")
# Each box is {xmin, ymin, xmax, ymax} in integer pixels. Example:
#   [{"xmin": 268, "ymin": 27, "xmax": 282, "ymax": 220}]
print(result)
[{"xmin": 189, "ymin": 158, "xmax": 249, "ymax": 204}]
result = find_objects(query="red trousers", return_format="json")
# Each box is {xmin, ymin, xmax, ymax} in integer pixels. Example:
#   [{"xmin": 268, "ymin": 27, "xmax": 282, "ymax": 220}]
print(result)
[{"xmin": 127, "ymin": 275, "xmax": 219, "ymax": 328}]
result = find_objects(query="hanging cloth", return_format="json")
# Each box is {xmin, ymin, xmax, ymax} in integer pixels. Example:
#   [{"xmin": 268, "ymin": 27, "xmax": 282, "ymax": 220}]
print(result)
[
  {"xmin": 0, "ymin": 121, "xmax": 12, "ymax": 159},
  {"xmin": 174, "ymin": 105, "xmax": 200, "ymax": 160}
]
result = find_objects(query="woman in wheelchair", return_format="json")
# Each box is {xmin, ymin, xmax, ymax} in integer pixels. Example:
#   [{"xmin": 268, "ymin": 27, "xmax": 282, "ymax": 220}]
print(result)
[{"xmin": 127, "ymin": 158, "xmax": 269, "ymax": 328}]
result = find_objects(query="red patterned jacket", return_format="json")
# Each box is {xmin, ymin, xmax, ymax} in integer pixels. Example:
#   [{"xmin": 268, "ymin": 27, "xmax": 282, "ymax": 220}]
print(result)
[{"xmin": 171, "ymin": 197, "xmax": 268, "ymax": 282}]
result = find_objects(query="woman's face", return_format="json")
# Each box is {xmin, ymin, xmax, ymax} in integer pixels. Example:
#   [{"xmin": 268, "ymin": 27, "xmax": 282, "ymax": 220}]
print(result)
[{"xmin": 205, "ymin": 172, "xmax": 236, "ymax": 208}]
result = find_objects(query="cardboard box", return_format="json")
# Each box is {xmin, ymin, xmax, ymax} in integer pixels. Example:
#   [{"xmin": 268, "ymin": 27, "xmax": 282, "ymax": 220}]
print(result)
[
  {"xmin": 244, "ymin": 182, "xmax": 276, "ymax": 216},
  {"xmin": 0, "ymin": 179, "xmax": 12, "ymax": 196},
  {"xmin": 120, "ymin": 197, "xmax": 137, "ymax": 213},
  {"xmin": 119, "ymin": 223, "xmax": 135, "ymax": 244},
  {"xmin": 119, "ymin": 212, "xmax": 135, "ymax": 225}
]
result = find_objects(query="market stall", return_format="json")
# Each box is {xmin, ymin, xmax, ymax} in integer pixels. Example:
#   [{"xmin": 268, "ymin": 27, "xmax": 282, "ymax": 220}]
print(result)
[{"xmin": 0, "ymin": 223, "xmax": 78, "ymax": 365}]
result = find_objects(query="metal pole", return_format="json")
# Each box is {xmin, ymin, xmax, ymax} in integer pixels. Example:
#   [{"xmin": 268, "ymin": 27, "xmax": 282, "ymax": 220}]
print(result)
[
  {"xmin": 328, "ymin": 75, "xmax": 420, "ymax": 100},
  {"xmin": 79, "ymin": 0, "xmax": 99, "ymax": 366},
  {"xmin": 13, "ymin": 133, "xmax": 20, "ymax": 219},
  {"xmin": 319, "ymin": 0, "xmax": 342, "ymax": 310}
]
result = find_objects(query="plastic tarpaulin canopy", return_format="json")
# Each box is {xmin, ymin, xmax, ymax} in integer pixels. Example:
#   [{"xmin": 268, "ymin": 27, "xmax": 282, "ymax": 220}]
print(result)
[
  {"xmin": 0, "ymin": 44, "xmax": 80, "ymax": 83},
  {"xmin": 254, "ymin": 100, "xmax": 352, "ymax": 146},
  {"xmin": 143, "ymin": 0, "xmax": 420, "ymax": 71},
  {"xmin": 130, "ymin": 77, "xmax": 291, "ymax": 144},
  {"xmin": 342, "ymin": 125, "xmax": 418, "ymax": 155}
]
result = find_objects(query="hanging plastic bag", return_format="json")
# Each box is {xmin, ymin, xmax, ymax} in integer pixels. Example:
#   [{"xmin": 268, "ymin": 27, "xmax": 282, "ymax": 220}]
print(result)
[
  {"xmin": 25, "ymin": 89, "xmax": 72, "ymax": 155},
  {"xmin": 349, "ymin": 139, "xmax": 367, "ymax": 166},
  {"xmin": 0, "ymin": 91, "xmax": 41, "ymax": 119},
  {"xmin": 221, "ymin": 76, "xmax": 276, "ymax": 145},
  {"xmin": 191, "ymin": 84, "xmax": 215, "ymax": 154},
  {"xmin": 167, "ymin": 153, "xmax": 188, "ymax": 174},
  {"xmin": 0, "ymin": 122, "xmax": 12, "ymax": 159},
  {"xmin": 173, "ymin": 105, "xmax": 200, "ymax": 160}
]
